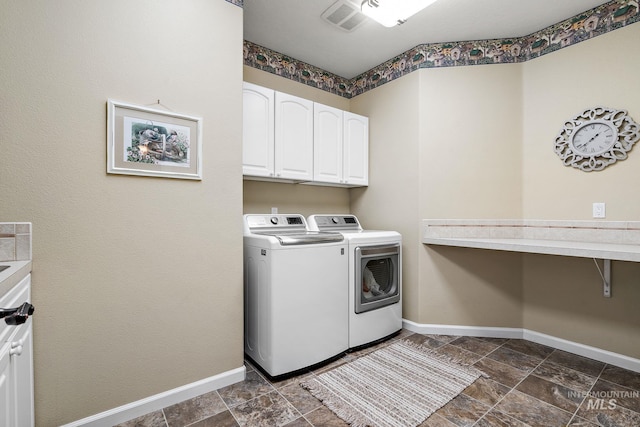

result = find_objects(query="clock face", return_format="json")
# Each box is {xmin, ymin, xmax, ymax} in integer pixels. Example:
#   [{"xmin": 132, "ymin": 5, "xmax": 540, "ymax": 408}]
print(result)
[
  {"xmin": 569, "ymin": 120, "xmax": 617, "ymax": 156},
  {"xmin": 554, "ymin": 107, "xmax": 640, "ymax": 172}
]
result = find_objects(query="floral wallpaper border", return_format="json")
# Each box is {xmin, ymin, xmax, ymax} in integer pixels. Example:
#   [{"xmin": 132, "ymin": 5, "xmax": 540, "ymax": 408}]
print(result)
[{"xmin": 243, "ymin": 0, "xmax": 639, "ymax": 98}]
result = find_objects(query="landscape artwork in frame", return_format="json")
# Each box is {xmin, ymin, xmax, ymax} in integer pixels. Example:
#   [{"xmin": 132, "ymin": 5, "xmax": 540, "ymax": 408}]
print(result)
[{"xmin": 107, "ymin": 100, "xmax": 202, "ymax": 180}]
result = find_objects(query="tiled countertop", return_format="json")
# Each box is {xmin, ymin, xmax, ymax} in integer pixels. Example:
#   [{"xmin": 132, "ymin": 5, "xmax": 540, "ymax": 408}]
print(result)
[
  {"xmin": 0, "ymin": 222, "xmax": 33, "ymax": 297},
  {"xmin": 0, "ymin": 260, "xmax": 32, "ymax": 298},
  {"xmin": 422, "ymin": 219, "xmax": 640, "ymax": 262}
]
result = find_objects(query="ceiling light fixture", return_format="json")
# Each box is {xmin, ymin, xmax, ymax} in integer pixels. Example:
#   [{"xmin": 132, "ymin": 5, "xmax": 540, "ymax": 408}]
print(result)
[{"xmin": 361, "ymin": 0, "xmax": 438, "ymax": 27}]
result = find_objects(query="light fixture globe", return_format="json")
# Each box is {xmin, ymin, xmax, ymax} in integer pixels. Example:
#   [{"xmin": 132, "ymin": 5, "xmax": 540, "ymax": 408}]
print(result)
[{"xmin": 361, "ymin": 0, "xmax": 438, "ymax": 27}]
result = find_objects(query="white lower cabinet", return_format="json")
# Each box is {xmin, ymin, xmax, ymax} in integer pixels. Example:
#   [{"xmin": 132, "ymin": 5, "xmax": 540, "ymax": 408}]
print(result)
[
  {"xmin": 0, "ymin": 346, "xmax": 12, "ymax": 427},
  {"xmin": 11, "ymin": 323, "xmax": 33, "ymax": 427},
  {"xmin": 0, "ymin": 274, "xmax": 34, "ymax": 427}
]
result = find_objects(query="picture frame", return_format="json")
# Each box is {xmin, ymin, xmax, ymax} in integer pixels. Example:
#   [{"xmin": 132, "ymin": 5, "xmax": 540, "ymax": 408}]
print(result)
[{"xmin": 107, "ymin": 99, "xmax": 202, "ymax": 180}]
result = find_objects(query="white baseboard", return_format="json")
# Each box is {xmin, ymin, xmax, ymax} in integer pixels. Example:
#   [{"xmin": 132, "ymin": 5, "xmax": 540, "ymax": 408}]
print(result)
[
  {"xmin": 522, "ymin": 329, "xmax": 640, "ymax": 373},
  {"xmin": 61, "ymin": 365, "xmax": 246, "ymax": 427},
  {"xmin": 402, "ymin": 319, "xmax": 640, "ymax": 373},
  {"xmin": 402, "ymin": 319, "xmax": 523, "ymax": 339},
  {"xmin": 59, "ymin": 322, "xmax": 640, "ymax": 426}
]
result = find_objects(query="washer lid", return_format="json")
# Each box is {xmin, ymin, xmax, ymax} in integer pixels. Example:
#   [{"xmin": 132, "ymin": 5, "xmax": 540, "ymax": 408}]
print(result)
[{"xmin": 255, "ymin": 231, "xmax": 344, "ymax": 245}]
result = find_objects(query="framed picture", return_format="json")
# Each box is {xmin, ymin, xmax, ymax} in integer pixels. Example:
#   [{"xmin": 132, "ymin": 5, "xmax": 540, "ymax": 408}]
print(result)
[{"xmin": 107, "ymin": 100, "xmax": 202, "ymax": 180}]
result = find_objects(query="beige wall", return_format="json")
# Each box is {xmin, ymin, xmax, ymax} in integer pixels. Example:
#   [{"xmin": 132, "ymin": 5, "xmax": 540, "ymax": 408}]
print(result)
[
  {"xmin": 416, "ymin": 64, "xmax": 524, "ymax": 328},
  {"xmin": 0, "ymin": 1, "xmax": 244, "ymax": 425},
  {"xmin": 245, "ymin": 23, "xmax": 640, "ymax": 359},
  {"xmin": 243, "ymin": 181, "xmax": 350, "ymax": 216},
  {"xmin": 350, "ymin": 24, "xmax": 640, "ymax": 358},
  {"xmin": 243, "ymin": 66, "xmax": 351, "ymax": 215},
  {"xmin": 521, "ymin": 24, "xmax": 640, "ymax": 357},
  {"xmin": 350, "ymin": 73, "xmax": 422, "ymax": 320},
  {"xmin": 2, "ymin": 2, "xmax": 636, "ymax": 425},
  {"xmin": 350, "ymin": 65, "xmax": 524, "ymax": 327},
  {"xmin": 522, "ymin": 24, "xmax": 640, "ymax": 220},
  {"xmin": 523, "ymin": 256, "xmax": 640, "ymax": 358},
  {"xmin": 418, "ymin": 65, "xmax": 523, "ymax": 220}
]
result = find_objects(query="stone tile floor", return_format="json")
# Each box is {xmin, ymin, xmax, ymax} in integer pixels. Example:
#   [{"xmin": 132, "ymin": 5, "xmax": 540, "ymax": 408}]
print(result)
[{"xmin": 116, "ymin": 330, "xmax": 640, "ymax": 427}]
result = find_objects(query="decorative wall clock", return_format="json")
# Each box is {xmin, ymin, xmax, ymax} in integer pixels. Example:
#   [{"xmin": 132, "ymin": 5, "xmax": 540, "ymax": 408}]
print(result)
[{"xmin": 554, "ymin": 106, "xmax": 640, "ymax": 172}]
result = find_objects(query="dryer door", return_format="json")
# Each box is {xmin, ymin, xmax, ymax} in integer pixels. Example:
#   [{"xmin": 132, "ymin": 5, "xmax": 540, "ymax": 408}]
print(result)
[{"xmin": 354, "ymin": 244, "xmax": 400, "ymax": 314}]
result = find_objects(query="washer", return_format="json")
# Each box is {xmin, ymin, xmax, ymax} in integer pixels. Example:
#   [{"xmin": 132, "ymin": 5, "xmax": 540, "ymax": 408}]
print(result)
[
  {"xmin": 307, "ymin": 214, "xmax": 402, "ymax": 349},
  {"xmin": 243, "ymin": 214, "xmax": 348, "ymax": 378}
]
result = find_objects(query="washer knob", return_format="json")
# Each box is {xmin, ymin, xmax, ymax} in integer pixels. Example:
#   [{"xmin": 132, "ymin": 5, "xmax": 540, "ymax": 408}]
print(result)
[
  {"xmin": 331, "ymin": 217, "xmax": 340, "ymax": 224},
  {"xmin": 270, "ymin": 217, "xmax": 278, "ymax": 225}
]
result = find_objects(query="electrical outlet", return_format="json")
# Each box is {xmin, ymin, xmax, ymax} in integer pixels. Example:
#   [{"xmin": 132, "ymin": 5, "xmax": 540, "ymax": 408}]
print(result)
[{"xmin": 593, "ymin": 202, "xmax": 606, "ymax": 218}]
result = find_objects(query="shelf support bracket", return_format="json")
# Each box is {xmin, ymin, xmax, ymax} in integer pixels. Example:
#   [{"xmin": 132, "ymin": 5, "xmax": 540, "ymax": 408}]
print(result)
[
  {"xmin": 604, "ymin": 259, "xmax": 611, "ymax": 298},
  {"xmin": 593, "ymin": 258, "xmax": 611, "ymax": 298}
]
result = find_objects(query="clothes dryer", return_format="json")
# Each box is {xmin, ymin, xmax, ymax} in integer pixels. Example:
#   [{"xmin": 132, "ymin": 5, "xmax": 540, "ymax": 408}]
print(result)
[
  {"xmin": 243, "ymin": 214, "xmax": 348, "ymax": 378},
  {"xmin": 307, "ymin": 214, "xmax": 402, "ymax": 349}
]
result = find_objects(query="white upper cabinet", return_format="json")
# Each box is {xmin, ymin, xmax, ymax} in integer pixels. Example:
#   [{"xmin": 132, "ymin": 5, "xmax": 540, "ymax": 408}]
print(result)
[
  {"xmin": 313, "ymin": 103, "xmax": 344, "ymax": 184},
  {"xmin": 243, "ymin": 83, "xmax": 313, "ymax": 182},
  {"xmin": 243, "ymin": 82, "xmax": 274, "ymax": 178},
  {"xmin": 243, "ymin": 82, "xmax": 368, "ymax": 187},
  {"xmin": 313, "ymin": 104, "xmax": 369, "ymax": 187},
  {"xmin": 343, "ymin": 111, "xmax": 369, "ymax": 186},
  {"xmin": 274, "ymin": 92, "xmax": 314, "ymax": 181}
]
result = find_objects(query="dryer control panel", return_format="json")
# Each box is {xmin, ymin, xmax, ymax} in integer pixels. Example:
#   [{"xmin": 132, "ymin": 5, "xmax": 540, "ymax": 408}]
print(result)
[{"xmin": 307, "ymin": 214, "xmax": 362, "ymax": 231}]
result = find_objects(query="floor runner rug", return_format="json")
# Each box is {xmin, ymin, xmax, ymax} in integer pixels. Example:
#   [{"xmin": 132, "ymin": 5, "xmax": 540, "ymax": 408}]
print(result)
[{"xmin": 301, "ymin": 340, "xmax": 485, "ymax": 427}]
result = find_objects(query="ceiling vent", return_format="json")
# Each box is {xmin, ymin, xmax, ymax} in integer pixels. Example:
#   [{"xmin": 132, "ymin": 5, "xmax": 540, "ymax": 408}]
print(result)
[{"xmin": 321, "ymin": 0, "xmax": 368, "ymax": 32}]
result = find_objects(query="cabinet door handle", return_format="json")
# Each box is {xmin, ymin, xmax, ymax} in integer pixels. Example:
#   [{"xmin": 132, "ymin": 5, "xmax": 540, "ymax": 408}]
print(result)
[{"xmin": 9, "ymin": 345, "xmax": 23, "ymax": 356}]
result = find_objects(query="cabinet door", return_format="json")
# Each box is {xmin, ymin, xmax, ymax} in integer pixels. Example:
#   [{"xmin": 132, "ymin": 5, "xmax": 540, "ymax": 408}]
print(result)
[
  {"xmin": 0, "ymin": 344, "xmax": 11, "ymax": 427},
  {"xmin": 274, "ymin": 92, "xmax": 313, "ymax": 181},
  {"xmin": 11, "ymin": 324, "xmax": 34, "ymax": 427},
  {"xmin": 313, "ymin": 103, "xmax": 343, "ymax": 184},
  {"xmin": 243, "ymin": 82, "xmax": 275, "ymax": 178},
  {"xmin": 343, "ymin": 112, "xmax": 369, "ymax": 186}
]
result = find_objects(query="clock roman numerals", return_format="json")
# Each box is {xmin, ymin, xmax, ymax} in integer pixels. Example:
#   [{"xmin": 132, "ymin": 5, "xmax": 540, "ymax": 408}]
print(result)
[{"xmin": 569, "ymin": 121, "xmax": 616, "ymax": 157}]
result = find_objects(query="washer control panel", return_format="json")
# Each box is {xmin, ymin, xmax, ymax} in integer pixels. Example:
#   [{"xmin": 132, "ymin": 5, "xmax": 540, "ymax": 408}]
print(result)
[{"xmin": 245, "ymin": 214, "xmax": 308, "ymax": 232}]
